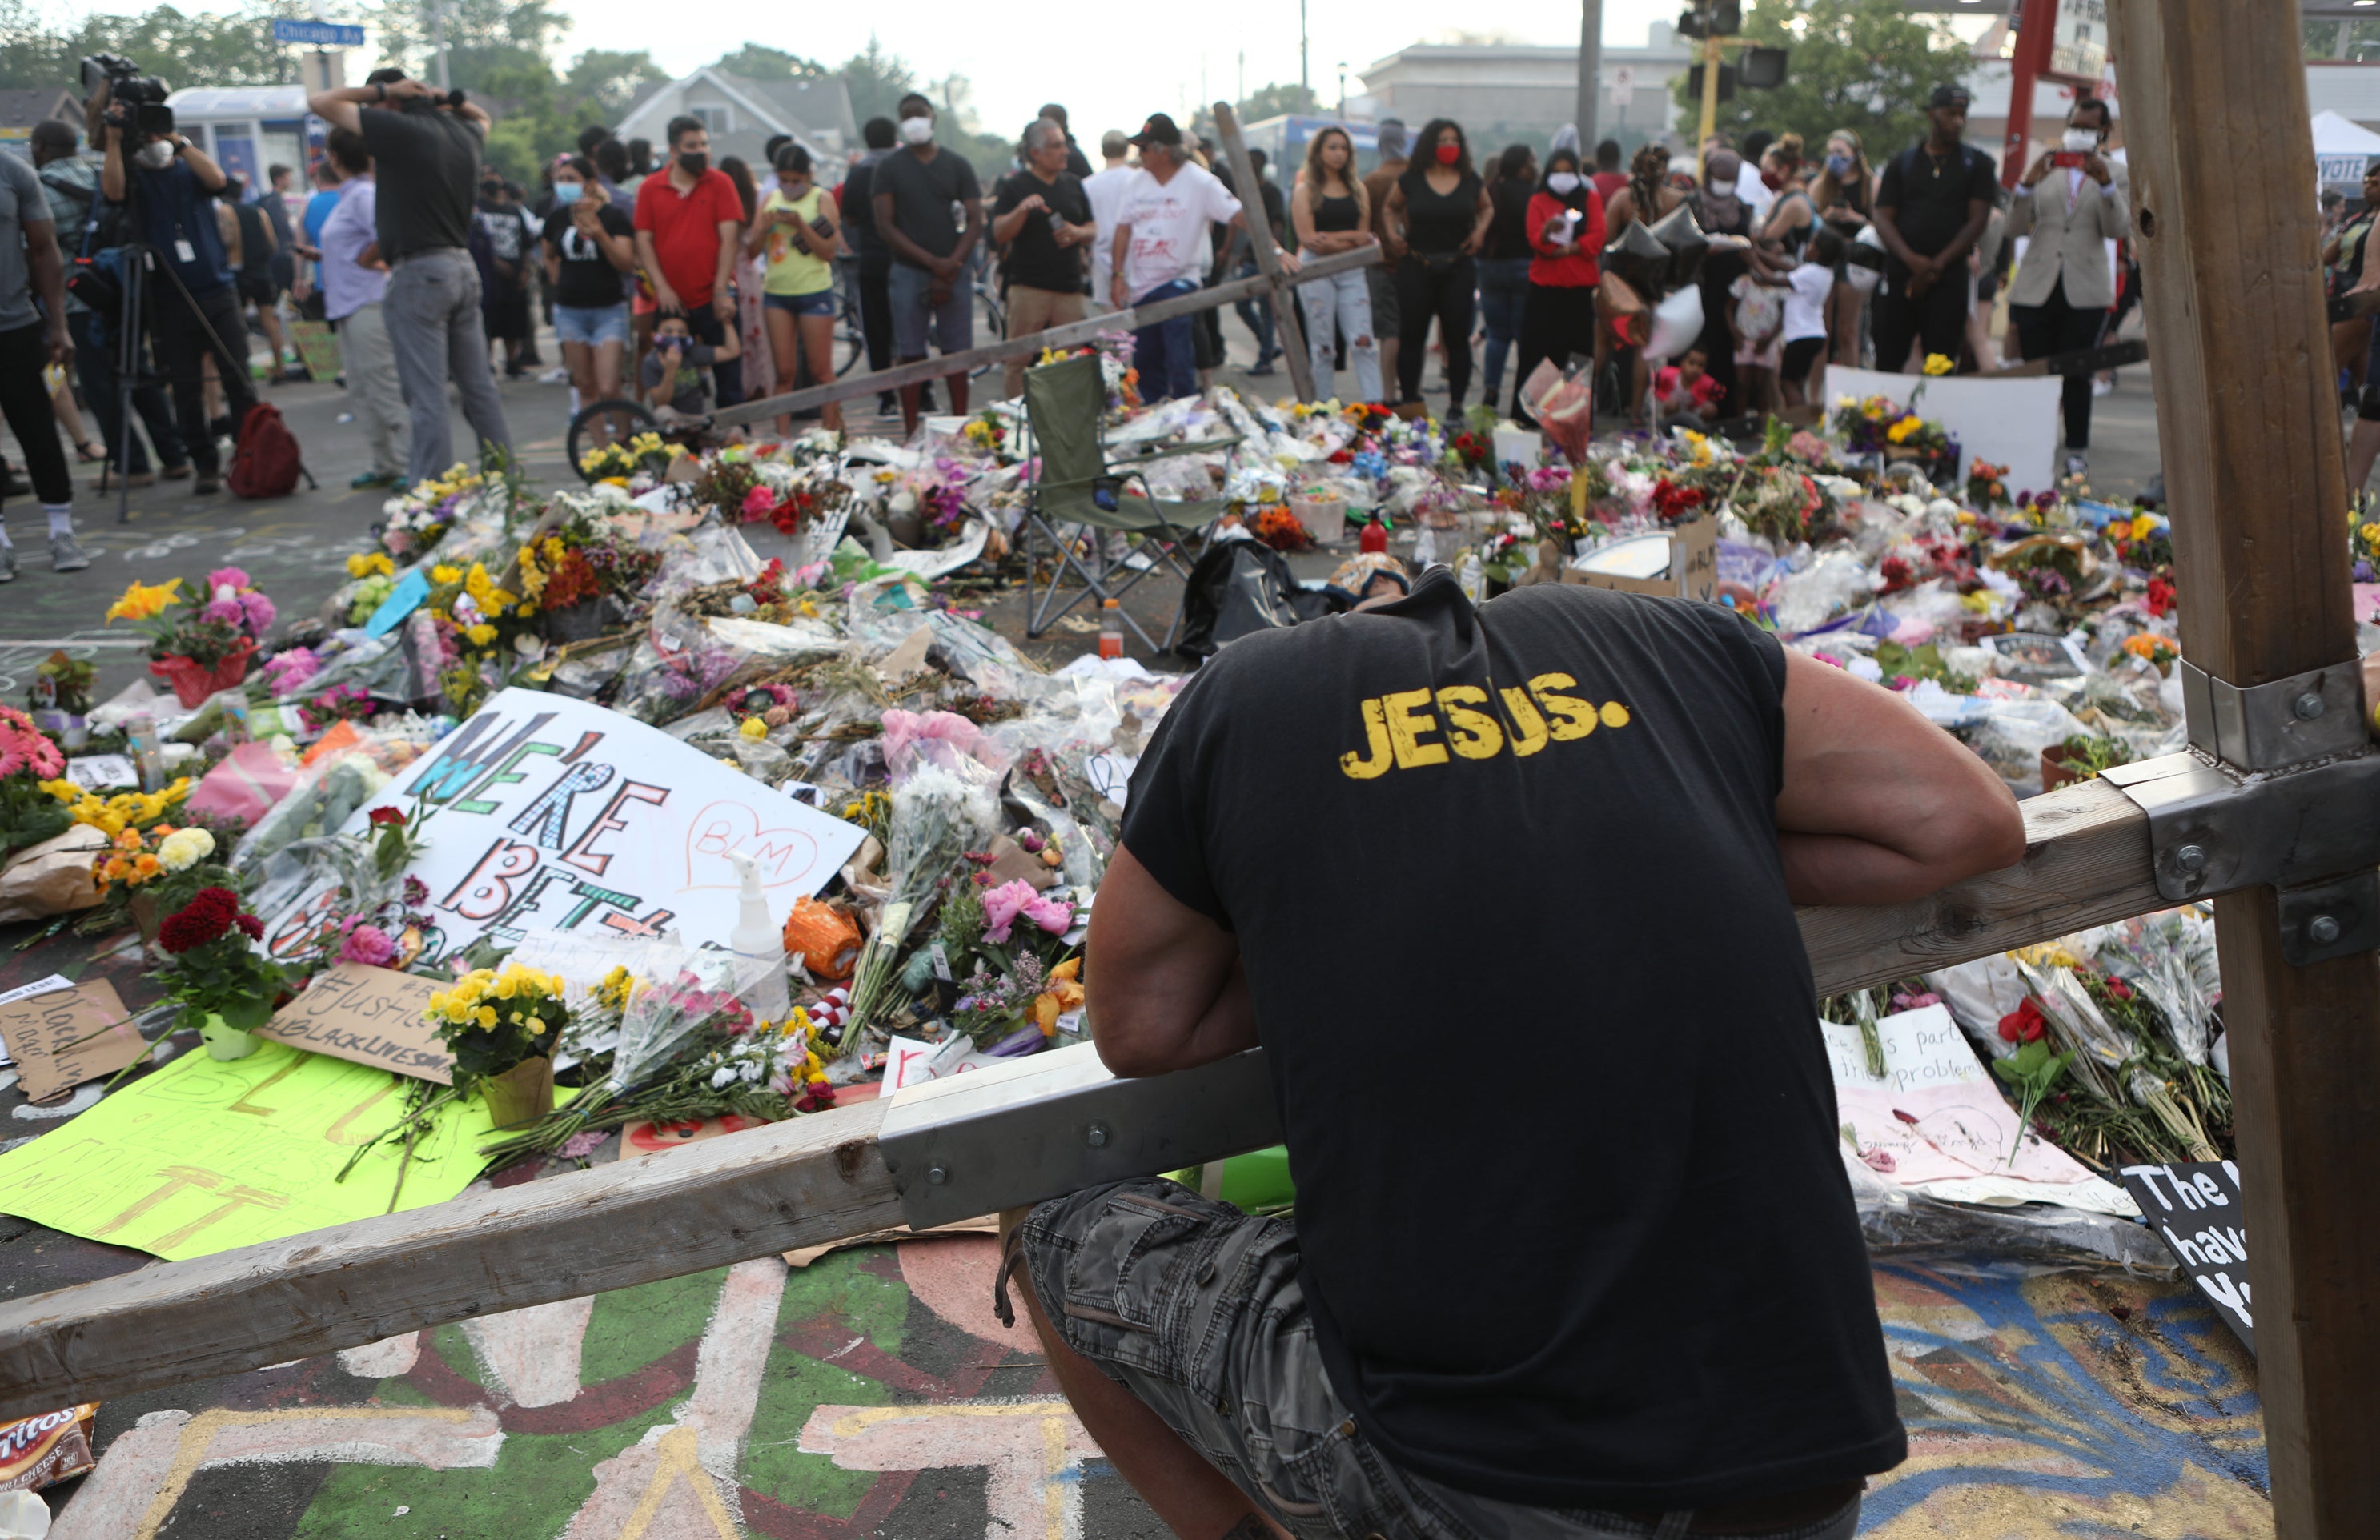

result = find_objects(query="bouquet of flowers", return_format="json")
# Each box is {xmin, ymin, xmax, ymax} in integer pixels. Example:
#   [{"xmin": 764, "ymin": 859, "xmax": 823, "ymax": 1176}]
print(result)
[
  {"xmin": 578, "ymin": 431, "xmax": 685, "ymax": 484},
  {"xmin": 1831, "ymin": 395, "xmax": 1954, "ymax": 459},
  {"xmin": 152, "ymin": 885, "xmax": 284, "ymax": 1058},
  {"xmin": 1252, "ymin": 506, "xmax": 1310, "ymax": 551},
  {"xmin": 429, "ymin": 960, "xmax": 571, "ymax": 1123},
  {"xmin": 0, "ymin": 706, "xmax": 67, "ymax": 856}
]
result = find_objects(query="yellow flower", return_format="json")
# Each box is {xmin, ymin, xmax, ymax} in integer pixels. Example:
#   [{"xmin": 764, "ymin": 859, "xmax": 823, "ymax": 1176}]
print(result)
[
  {"xmin": 1887, "ymin": 416, "xmax": 1921, "ymax": 445},
  {"xmin": 739, "ymin": 716, "xmax": 767, "ymax": 740},
  {"xmin": 493, "ymin": 974, "xmax": 517, "ymax": 1000},
  {"xmin": 1922, "ymin": 353, "xmax": 1954, "ymax": 375},
  {"xmin": 476, "ymin": 1005, "xmax": 498, "ymax": 1029},
  {"xmin": 106, "ymin": 576, "xmax": 182, "ymax": 624},
  {"xmin": 464, "ymin": 623, "xmax": 498, "ymax": 647},
  {"xmin": 431, "ymin": 563, "xmax": 462, "ymax": 585}
]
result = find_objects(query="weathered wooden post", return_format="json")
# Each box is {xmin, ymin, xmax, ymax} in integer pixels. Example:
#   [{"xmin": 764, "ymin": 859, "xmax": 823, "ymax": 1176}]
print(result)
[
  {"xmin": 1210, "ymin": 102, "xmax": 1317, "ymax": 402},
  {"xmin": 2107, "ymin": 2, "xmax": 2380, "ymax": 1529}
]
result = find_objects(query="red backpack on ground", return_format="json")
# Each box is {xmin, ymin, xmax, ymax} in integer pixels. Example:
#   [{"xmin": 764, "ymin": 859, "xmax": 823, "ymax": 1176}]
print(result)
[{"xmin": 227, "ymin": 402, "xmax": 304, "ymax": 498}]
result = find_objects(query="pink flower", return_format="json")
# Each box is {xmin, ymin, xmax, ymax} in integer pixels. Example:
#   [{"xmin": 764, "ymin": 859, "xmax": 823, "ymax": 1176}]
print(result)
[
  {"xmin": 336, "ymin": 923, "xmax": 398, "ymax": 967},
  {"xmin": 1021, "ymin": 892, "xmax": 1074, "ymax": 935},
  {"xmin": 240, "ymin": 592, "xmax": 276, "ymax": 633},
  {"xmin": 201, "ymin": 598, "xmax": 244, "ymax": 626},
  {"xmin": 207, "ymin": 566, "xmax": 252, "ymax": 592},
  {"xmin": 262, "ymin": 647, "xmax": 322, "ymax": 694},
  {"xmin": 740, "ymin": 485, "xmax": 777, "ymax": 520},
  {"xmin": 981, "ymin": 879, "xmax": 1036, "ymax": 944}
]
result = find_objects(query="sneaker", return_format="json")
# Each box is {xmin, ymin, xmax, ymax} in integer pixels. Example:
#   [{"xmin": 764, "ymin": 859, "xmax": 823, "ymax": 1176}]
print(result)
[
  {"xmin": 97, "ymin": 468, "xmax": 155, "ymax": 491},
  {"xmin": 193, "ymin": 474, "xmax": 221, "ymax": 495},
  {"xmin": 49, "ymin": 531, "xmax": 89, "ymax": 572},
  {"xmin": 159, "ymin": 462, "xmax": 193, "ymax": 480},
  {"xmin": 351, "ymin": 470, "xmax": 400, "ymax": 489},
  {"xmin": 0, "ymin": 547, "xmax": 17, "ymax": 583},
  {"xmin": 2062, "ymin": 452, "xmax": 2089, "ymax": 479},
  {"xmin": 1246, "ymin": 362, "xmax": 1276, "ymax": 377}
]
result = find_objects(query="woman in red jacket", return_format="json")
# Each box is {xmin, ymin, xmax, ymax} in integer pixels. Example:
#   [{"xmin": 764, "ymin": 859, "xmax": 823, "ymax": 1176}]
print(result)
[{"xmin": 1511, "ymin": 146, "xmax": 1604, "ymax": 428}]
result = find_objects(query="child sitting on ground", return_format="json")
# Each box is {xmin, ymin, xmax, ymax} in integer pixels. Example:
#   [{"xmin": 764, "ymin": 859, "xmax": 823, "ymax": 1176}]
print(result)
[
  {"xmin": 1652, "ymin": 347, "xmax": 1724, "ymax": 429},
  {"xmin": 640, "ymin": 314, "xmax": 742, "ymax": 425}
]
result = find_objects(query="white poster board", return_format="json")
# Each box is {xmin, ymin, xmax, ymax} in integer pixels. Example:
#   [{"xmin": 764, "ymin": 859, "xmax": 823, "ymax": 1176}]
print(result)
[
  {"xmin": 1824, "ymin": 365, "xmax": 2065, "ymax": 498},
  {"xmin": 259, "ymin": 688, "xmax": 866, "ymax": 969},
  {"xmin": 1823, "ymin": 1003, "xmax": 2137, "ymax": 1217}
]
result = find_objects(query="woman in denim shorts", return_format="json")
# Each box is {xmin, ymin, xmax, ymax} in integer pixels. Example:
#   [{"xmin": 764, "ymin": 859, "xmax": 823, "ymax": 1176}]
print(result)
[
  {"xmin": 745, "ymin": 143, "xmax": 843, "ymax": 435},
  {"xmin": 540, "ymin": 155, "xmax": 636, "ymax": 439}
]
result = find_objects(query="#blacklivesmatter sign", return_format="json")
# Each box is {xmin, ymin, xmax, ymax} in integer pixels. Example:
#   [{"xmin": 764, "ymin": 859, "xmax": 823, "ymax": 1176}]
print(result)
[
  {"xmin": 2119, "ymin": 1158, "xmax": 2254, "ymax": 1354},
  {"xmin": 260, "ymin": 688, "xmax": 866, "ymax": 969}
]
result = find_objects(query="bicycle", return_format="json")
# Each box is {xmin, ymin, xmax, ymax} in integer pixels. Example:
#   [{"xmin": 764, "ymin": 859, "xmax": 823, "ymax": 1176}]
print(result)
[{"xmin": 565, "ymin": 396, "xmax": 663, "ymax": 482}]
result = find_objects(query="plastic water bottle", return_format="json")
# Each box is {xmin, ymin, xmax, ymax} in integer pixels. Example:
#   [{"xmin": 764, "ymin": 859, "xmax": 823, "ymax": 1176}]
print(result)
[
  {"xmin": 1099, "ymin": 599, "xmax": 1123, "ymax": 660},
  {"xmin": 125, "ymin": 712, "xmax": 163, "ymax": 792}
]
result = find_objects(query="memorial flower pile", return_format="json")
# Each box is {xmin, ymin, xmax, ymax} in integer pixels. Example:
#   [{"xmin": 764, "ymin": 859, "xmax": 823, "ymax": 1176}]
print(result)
[{"xmin": 428, "ymin": 962, "xmax": 571, "ymax": 1090}]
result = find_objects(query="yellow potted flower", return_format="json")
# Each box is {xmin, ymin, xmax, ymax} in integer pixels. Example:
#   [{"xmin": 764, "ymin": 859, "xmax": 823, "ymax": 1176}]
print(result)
[{"xmin": 427, "ymin": 962, "xmax": 570, "ymax": 1125}]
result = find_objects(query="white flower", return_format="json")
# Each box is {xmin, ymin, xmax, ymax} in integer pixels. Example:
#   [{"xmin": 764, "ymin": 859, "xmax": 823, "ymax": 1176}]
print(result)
[
  {"xmin": 710, "ymin": 1065, "xmax": 738, "ymax": 1089},
  {"xmin": 889, "ymin": 491, "xmax": 918, "ymax": 515},
  {"xmin": 155, "ymin": 826, "xmax": 215, "ymax": 872}
]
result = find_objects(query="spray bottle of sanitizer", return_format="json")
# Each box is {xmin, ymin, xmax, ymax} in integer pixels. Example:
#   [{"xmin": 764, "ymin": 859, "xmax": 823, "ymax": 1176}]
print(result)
[{"xmin": 726, "ymin": 852, "xmax": 791, "ymax": 1025}]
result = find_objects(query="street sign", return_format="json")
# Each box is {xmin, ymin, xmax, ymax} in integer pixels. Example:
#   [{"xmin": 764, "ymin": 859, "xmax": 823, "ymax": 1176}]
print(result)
[
  {"xmin": 2047, "ymin": 0, "xmax": 2109, "ymax": 86},
  {"xmin": 1607, "ymin": 64, "xmax": 1635, "ymax": 108},
  {"xmin": 272, "ymin": 18, "xmax": 366, "ymax": 47}
]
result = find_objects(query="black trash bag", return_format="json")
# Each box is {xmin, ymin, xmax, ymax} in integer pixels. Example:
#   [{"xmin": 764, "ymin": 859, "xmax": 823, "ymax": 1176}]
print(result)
[
  {"xmin": 1646, "ymin": 200, "xmax": 1710, "ymax": 289},
  {"xmin": 1599, "ymin": 220, "xmax": 1672, "ymax": 299},
  {"xmin": 1174, "ymin": 535, "xmax": 1330, "ymax": 660}
]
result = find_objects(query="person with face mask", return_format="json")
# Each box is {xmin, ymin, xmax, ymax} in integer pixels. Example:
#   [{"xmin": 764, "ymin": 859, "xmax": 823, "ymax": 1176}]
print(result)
[
  {"xmin": 2006, "ymin": 94, "xmax": 2129, "ymax": 475},
  {"xmin": 1810, "ymin": 130, "xmax": 1875, "ymax": 367},
  {"xmin": 308, "ymin": 68, "xmax": 513, "ymax": 484},
  {"xmin": 1383, "ymin": 118, "xmax": 1492, "ymax": 409},
  {"xmin": 1509, "ymin": 146, "xmax": 1604, "ymax": 425},
  {"xmin": 98, "ymin": 75, "xmax": 263, "ymax": 499},
  {"xmin": 874, "ymin": 92, "xmax": 984, "ymax": 433},
  {"xmin": 542, "ymin": 154, "xmax": 635, "ymax": 447},
  {"xmin": 631, "ymin": 115, "xmax": 745, "ymax": 408}
]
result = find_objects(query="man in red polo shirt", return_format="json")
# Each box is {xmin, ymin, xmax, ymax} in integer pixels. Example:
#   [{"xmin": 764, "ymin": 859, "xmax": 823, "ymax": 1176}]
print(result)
[{"xmin": 633, "ymin": 114, "xmax": 744, "ymax": 407}]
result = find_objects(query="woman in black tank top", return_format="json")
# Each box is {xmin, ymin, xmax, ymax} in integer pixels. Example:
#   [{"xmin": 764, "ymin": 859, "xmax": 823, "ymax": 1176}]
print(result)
[
  {"xmin": 1291, "ymin": 125, "xmax": 1384, "ymax": 401},
  {"xmin": 1383, "ymin": 118, "xmax": 1491, "ymax": 408}
]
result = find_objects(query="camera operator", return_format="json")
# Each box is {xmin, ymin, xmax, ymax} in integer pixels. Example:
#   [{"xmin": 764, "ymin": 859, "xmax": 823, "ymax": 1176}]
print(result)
[
  {"xmin": 96, "ymin": 74, "xmax": 258, "ymax": 496},
  {"xmin": 308, "ymin": 69, "xmax": 512, "ymax": 485},
  {"xmin": 0, "ymin": 127, "xmax": 85, "ymax": 576}
]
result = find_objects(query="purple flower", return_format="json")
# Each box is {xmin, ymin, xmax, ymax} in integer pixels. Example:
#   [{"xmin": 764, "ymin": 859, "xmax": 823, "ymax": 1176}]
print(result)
[
  {"xmin": 403, "ymin": 876, "xmax": 429, "ymax": 906},
  {"xmin": 200, "ymin": 598, "xmax": 244, "ymax": 626},
  {"xmin": 240, "ymin": 592, "xmax": 276, "ymax": 634}
]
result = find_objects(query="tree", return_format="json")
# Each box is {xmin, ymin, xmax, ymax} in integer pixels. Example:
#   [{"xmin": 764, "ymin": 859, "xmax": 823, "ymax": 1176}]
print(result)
[
  {"xmin": 1236, "ymin": 81, "xmax": 1316, "ymax": 122},
  {"xmin": 838, "ymin": 34, "xmax": 916, "ymax": 130},
  {"xmin": 564, "ymin": 48, "xmax": 664, "ymax": 122},
  {"xmin": 713, "ymin": 44, "xmax": 826, "ymax": 82},
  {"xmin": 2306, "ymin": 18, "xmax": 2380, "ymax": 60},
  {"xmin": 1667, "ymin": 0, "xmax": 1972, "ymax": 164},
  {"xmin": 366, "ymin": 0, "xmax": 565, "ymax": 92},
  {"xmin": 0, "ymin": 0, "xmax": 355, "ymax": 92}
]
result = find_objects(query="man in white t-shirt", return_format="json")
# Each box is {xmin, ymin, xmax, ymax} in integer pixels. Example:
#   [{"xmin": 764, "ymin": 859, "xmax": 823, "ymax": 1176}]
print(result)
[
  {"xmin": 1107, "ymin": 113, "xmax": 1248, "ymax": 400},
  {"xmin": 1082, "ymin": 129, "xmax": 1134, "ymax": 312}
]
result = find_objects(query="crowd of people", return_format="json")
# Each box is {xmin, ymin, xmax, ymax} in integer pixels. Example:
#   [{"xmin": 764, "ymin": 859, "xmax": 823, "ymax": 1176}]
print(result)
[{"xmin": 0, "ymin": 69, "xmax": 2165, "ymax": 590}]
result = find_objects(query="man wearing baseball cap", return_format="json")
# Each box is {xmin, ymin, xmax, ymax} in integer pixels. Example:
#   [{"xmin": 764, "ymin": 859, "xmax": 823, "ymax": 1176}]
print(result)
[
  {"xmin": 1107, "ymin": 113, "xmax": 1255, "ymax": 400},
  {"xmin": 1870, "ymin": 83, "xmax": 1996, "ymax": 374}
]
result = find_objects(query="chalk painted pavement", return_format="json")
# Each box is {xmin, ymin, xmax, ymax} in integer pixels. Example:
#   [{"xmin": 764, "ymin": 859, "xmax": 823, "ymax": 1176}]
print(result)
[{"xmin": 22, "ymin": 1231, "xmax": 2270, "ymax": 1539}]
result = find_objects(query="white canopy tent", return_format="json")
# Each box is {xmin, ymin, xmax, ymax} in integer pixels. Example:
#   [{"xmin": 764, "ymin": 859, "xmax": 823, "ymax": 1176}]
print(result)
[{"xmin": 2313, "ymin": 109, "xmax": 2380, "ymax": 187}]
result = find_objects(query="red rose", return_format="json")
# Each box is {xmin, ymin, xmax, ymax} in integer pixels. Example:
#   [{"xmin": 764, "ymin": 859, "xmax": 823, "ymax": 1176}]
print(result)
[
  {"xmin": 368, "ymin": 807, "xmax": 407, "ymax": 828},
  {"xmin": 2105, "ymin": 977, "xmax": 2132, "ymax": 1000},
  {"xmin": 234, "ymin": 913, "xmax": 264, "ymax": 941},
  {"xmin": 1997, "ymin": 999, "xmax": 2048, "ymax": 1045}
]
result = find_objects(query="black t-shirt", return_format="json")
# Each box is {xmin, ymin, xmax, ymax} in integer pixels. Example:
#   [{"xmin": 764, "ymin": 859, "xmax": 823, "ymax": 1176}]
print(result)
[
  {"xmin": 1483, "ymin": 178, "xmax": 1534, "ymax": 259},
  {"xmin": 232, "ymin": 199, "xmax": 271, "ymax": 277},
  {"xmin": 544, "ymin": 203, "xmax": 635, "ymax": 309},
  {"xmin": 993, "ymin": 169, "xmax": 1092, "ymax": 292},
  {"xmin": 873, "ymin": 145, "xmax": 981, "ymax": 268},
  {"xmin": 1876, "ymin": 141, "xmax": 1997, "ymax": 261},
  {"xmin": 359, "ymin": 102, "xmax": 483, "ymax": 259},
  {"xmin": 1118, "ymin": 573, "xmax": 1904, "ymax": 1511},
  {"xmin": 1398, "ymin": 166, "xmax": 1482, "ymax": 256}
]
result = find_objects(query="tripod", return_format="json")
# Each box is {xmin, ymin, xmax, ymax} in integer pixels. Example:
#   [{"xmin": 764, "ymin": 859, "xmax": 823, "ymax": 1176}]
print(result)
[{"xmin": 103, "ymin": 156, "xmax": 315, "ymax": 523}]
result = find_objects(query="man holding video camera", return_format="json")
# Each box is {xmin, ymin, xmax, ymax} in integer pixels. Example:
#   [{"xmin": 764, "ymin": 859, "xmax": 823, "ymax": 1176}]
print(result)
[
  {"xmin": 95, "ymin": 64, "xmax": 258, "ymax": 496},
  {"xmin": 309, "ymin": 69, "xmax": 512, "ymax": 485}
]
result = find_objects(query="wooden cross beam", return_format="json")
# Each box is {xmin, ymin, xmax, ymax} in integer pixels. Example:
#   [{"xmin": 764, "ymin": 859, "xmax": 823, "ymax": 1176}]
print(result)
[
  {"xmin": 712, "ymin": 246, "xmax": 1378, "ymax": 430},
  {"xmin": 1210, "ymin": 102, "xmax": 1317, "ymax": 403},
  {"xmin": 2106, "ymin": 1, "xmax": 2380, "ymax": 1531}
]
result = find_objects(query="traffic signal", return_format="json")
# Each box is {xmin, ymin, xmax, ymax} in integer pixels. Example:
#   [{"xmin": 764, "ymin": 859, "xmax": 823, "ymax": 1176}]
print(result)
[
  {"xmin": 1676, "ymin": 6, "xmax": 1707, "ymax": 40},
  {"xmin": 1687, "ymin": 62, "xmax": 1738, "ymax": 102},
  {"xmin": 1710, "ymin": 0, "xmax": 1742, "ymax": 34},
  {"xmin": 1739, "ymin": 46, "xmax": 1789, "ymax": 89}
]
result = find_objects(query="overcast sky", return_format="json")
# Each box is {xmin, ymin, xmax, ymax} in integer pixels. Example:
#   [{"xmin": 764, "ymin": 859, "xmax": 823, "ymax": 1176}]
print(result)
[{"xmin": 71, "ymin": 0, "xmax": 1679, "ymax": 142}]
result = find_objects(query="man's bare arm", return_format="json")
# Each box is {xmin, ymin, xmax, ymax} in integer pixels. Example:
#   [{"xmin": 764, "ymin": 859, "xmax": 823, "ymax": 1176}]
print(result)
[
  {"xmin": 1772, "ymin": 649, "xmax": 2026, "ymax": 904},
  {"xmin": 1082, "ymin": 847, "xmax": 1253, "ymax": 1078}
]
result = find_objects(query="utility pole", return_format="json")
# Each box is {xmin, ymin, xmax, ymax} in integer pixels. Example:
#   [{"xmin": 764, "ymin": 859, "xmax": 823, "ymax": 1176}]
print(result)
[
  {"xmin": 1299, "ymin": 0, "xmax": 1310, "ymax": 106},
  {"xmin": 1575, "ymin": 0, "xmax": 1602, "ymax": 148},
  {"xmin": 2002, "ymin": 0, "xmax": 2057, "ymax": 189},
  {"xmin": 429, "ymin": 0, "xmax": 450, "ymax": 90}
]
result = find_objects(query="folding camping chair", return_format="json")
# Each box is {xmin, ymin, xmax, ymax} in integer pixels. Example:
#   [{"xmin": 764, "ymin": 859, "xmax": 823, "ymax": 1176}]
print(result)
[{"xmin": 1018, "ymin": 353, "xmax": 1240, "ymax": 652}]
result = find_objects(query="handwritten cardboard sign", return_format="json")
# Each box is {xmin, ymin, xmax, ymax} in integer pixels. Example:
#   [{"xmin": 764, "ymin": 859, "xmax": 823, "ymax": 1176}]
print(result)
[
  {"xmin": 0, "ymin": 977, "xmax": 143, "ymax": 1103},
  {"xmin": 251, "ymin": 963, "xmax": 453, "ymax": 1083},
  {"xmin": 256, "ymin": 688, "xmax": 869, "ymax": 969},
  {"xmin": 883, "ymin": 1033, "xmax": 1005, "ymax": 1093},
  {"xmin": 2120, "ymin": 1158, "xmax": 2254, "ymax": 1354},
  {"xmin": 1568, "ymin": 517, "xmax": 1720, "ymax": 602}
]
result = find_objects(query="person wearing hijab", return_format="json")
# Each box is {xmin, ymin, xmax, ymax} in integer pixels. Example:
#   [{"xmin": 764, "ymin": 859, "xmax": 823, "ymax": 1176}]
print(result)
[{"xmin": 1510, "ymin": 147, "xmax": 1603, "ymax": 424}]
